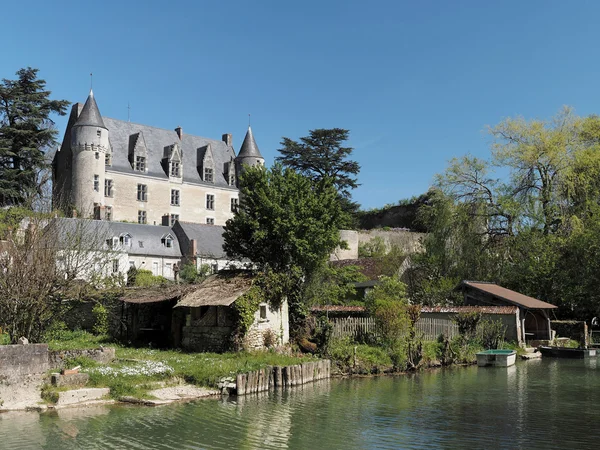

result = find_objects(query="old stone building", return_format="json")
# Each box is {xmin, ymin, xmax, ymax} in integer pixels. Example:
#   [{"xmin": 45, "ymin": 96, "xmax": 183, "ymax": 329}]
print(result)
[{"xmin": 52, "ymin": 90, "xmax": 264, "ymax": 226}]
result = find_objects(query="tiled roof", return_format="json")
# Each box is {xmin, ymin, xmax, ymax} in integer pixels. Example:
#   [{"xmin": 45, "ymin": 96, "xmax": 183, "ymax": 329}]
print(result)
[
  {"xmin": 459, "ymin": 281, "xmax": 558, "ymax": 310},
  {"xmin": 237, "ymin": 126, "xmax": 263, "ymax": 158},
  {"xmin": 175, "ymin": 222, "xmax": 227, "ymax": 258}
]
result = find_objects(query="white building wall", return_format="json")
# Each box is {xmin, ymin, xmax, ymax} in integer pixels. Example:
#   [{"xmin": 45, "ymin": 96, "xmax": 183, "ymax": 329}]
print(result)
[{"xmin": 244, "ymin": 299, "xmax": 290, "ymax": 349}]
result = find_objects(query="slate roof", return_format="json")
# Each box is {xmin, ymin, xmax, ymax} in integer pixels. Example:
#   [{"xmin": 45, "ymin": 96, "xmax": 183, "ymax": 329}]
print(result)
[
  {"xmin": 74, "ymin": 90, "xmax": 106, "ymax": 129},
  {"xmin": 176, "ymin": 222, "xmax": 227, "ymax": 258},
  {"xmin": 237, "ymin": 126, "xmax": 263, "ymax": 158},
  {"xmin": 101, "ymin": 117, "xmax": 237, "ymax": 188},
  {"xmin": 458, "ymin": 281, "xmax": 558, "ymax": 310},
  {"xmin": 47, "ymin": 218, "xmax": 182, "ymax": 258}
]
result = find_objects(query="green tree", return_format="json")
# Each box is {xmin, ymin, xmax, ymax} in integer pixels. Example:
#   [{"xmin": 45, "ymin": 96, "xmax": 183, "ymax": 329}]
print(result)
[
  {"xmin": 223, "ymin": 164, "xmax": 345, "ymax": 276},
  {"xmin": 0, "ymin": 67, "xmax": 70, "ymax": 206},
  {"xmin": 276, "ymin": 128, "xmax": 360, "ymax": 220},
  {"xmin": 223, "ymin": 164, "xmax": 347, "ymax": 332}
]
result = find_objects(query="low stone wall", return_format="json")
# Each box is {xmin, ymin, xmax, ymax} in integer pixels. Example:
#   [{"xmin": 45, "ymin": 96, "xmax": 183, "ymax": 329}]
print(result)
[
  {"xmin": 48, "ymin": 347, "xmax": 116, "ymax": 369},
  {"xmin": 182, "ymin": 326, "xmax": 232, "ymax": 352},
  {"xmin": 236, "ymin": 360, "xmax": 331, "ymax": 396},
  {"xmin": 551, "ymin": 320, "xmax": 588, "ymax": 347},
  {"xmin": 0, "ymin": 344, "xmax": 49, "ymax": 382}
]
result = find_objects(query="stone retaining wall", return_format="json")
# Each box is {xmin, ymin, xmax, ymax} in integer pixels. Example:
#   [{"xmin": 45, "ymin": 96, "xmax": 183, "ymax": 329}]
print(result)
[
  {"xmin": 48, "ymin": 347, "xmax": 116, "ymax": 369},
  {"xmin": 235, "ymin": 360, "xmax": 331, "ymax": 396},
  {"xmin": 0, "ymin": 344, "xmax": 49, "ymax": 382}
]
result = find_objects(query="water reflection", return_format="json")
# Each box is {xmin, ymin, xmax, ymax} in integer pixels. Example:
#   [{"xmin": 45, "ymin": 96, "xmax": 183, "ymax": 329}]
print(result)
[{"xmin": 1, "ymin": 361, "xmax": 600, "ymax": 449}]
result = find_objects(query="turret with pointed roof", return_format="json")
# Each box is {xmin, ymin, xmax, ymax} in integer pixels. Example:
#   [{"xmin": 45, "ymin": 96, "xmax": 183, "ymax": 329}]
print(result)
[
  {"xmin": 235, "ymin": 126, "xmax": 264, "ymax": 185},
  {"xmin": 73, "ymin": 90, "xmax": 107, "ymax": 129}
]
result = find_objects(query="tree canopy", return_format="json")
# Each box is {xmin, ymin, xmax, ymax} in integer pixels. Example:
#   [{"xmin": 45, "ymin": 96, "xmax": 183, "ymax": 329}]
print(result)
[
  {"xmin": 276, "ymin": 128, "xmax": 360, "ymax": 219},
  {"xmin": 223, "ymin": 163, "xmax": 346, "ymax": 277},
  {"xmin": 408, "ymin": 107, "xmax": 600, "ymax": 320},
  {"xmin": 0, "ymin": 67, "xmax": 69, "ymax": 207}
]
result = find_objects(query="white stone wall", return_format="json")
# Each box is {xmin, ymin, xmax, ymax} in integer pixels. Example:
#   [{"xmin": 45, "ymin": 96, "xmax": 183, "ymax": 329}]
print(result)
[
  {"xmin": 330, "ymin": 230, "xmax": 359, "ymax": 261},
  {"xmin": 104, "ymin": 171, "xmax": 238, "ymax": 226},
  {"xmin": 126, "ymin": 254, "xmax": 182, "ymax": 280},
  {"xmin": 244, "ymin": 299, "xmax": 290, "ymax": 349}
]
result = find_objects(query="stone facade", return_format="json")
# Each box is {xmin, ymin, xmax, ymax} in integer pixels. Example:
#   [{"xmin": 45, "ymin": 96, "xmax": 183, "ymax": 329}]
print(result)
[
  {"xmin": 53, "ymin": 91, "xmax": 264, "ymax": 226},
  {"xmin": 0, "ymin": 344, "xmax": 49, "ymax": 382}
]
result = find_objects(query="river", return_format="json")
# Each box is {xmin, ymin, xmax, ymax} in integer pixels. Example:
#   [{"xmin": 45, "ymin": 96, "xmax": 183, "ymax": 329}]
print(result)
[{"xmin": 2, "ymin": 358, "xmax": 600, "ymax": 449}]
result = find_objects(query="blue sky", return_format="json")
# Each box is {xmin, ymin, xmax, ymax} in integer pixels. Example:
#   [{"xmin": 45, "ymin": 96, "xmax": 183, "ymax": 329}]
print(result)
[{"xmin": 3, "ymin": 1, "xmax": 600, "ymax": 209}]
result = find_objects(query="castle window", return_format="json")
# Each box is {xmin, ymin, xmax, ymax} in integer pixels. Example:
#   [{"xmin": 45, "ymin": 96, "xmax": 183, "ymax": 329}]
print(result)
[
  {"xmin": 104, "ymin": 179, "xmax": 113, "ymax": 197},
  {"xmin": 206, "ymin": 194, "xmax": 214, "ymax": 210},
  {"xmin": 104, "ymin": 206, "xmax": 112, "ymax": 221},
  {"xmin": 95, "ymin": 152, "xmax": 99, "ymax": 160},
  {"xmin": 138, "ymin": 210, "xmax": 147, "ymax": 224},
  {"xmin": 105, "ymin": 153, "xmax": 111, "ymax": 166},
  {"xmin": 204, "ymin": 168, "xmax": 213, "ymax": 183},
  {"xmin": 137, "ymin": 184, "xmax": 147, "ymax": 202},
  {"xmin": 169, "ymin": 214, "xmax": 179, "ymax": 226},
  {"xmin": 231, "ymin": 198, "xmax": 239, "ymax": 213},
  {"xmin": 170, "ymin": 189, "xmax": 180, "ymax": 206},
  {"xmin": 93, "ymin": 175, "xmax": 99, "ymax": 191},
  {"xmin": 135, "ymin": 156, "xmax": 146, "ymax": 172},
  {"xmin": 206, "ymin": 217, "xmax": 214, "ymax": 225},
  {"xmin": 229, "ymin": 174, "xmax": 235, "ymax": 186},
  {"xmin": 112, "ymin": 259, "xmax": 119, "ymax": 273},
  {"xmin": 97, "ymin": 129, "xmax": 102, "ymax": 137},
  {"xmin": 120, "ymin": 234, "xmax": 132, "ymax": 247},
  {"xmin": 170, "ymin": 161, "xmax": 180, "ymax": 177}
]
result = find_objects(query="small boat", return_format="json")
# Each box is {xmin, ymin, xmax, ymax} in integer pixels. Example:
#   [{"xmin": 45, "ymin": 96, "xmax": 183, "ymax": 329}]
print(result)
[
  {"xmin": 476, "ymin": 349, "xmax": 517, "ymax": 367},
  {"xmin": 538, "ymin": 346, "xmax": 597, "ymax": 359}
]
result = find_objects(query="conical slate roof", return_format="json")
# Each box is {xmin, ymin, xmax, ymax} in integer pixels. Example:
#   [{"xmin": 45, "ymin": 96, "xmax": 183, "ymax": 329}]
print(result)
[
  {"xmin": 74, "ymin": 90, "xmax": 106, "ymax": 129},
  {"xmin": 237, "ymin": 126, "xmax": 262, "ymax": 158}
]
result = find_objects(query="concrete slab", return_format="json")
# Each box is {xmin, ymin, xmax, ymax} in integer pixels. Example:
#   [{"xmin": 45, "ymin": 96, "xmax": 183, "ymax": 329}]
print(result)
[{"xmin": 56, "ymin": 388, "xmax": 110, "ymax": 406}]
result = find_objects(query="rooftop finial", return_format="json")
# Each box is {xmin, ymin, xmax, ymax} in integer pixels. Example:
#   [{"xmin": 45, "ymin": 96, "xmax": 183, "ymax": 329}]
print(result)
[
  {"xmin": 248, "ymin": 113, "xmax": 251, "ymax": 128},
  {"xmin": 90, "ymin": 72, "xmax": 93, "ymax": 92}
]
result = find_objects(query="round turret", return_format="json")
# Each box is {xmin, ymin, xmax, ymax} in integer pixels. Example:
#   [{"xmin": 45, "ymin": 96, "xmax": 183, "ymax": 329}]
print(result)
[
  {"xmin": 235, "ymin": 126, "xmax": 264, "ymax": 182},
  {"xmin": 70, "ymin": 90, "xmax": 109, "ymax": 217}
]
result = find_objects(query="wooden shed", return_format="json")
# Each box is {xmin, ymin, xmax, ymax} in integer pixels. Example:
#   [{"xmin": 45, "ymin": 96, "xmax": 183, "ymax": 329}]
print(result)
[{"xmin": 457, "ymin": 281, "xmax": 558, "ymax": 343}]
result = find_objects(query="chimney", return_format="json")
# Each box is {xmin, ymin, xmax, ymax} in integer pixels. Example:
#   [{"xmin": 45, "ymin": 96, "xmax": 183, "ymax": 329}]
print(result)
[
  {"xmin": 175, "ymin": 126, "xmax": 183, "ymax": 140},
  {"xmin": 222, "ymin": 133, "xmax": 232, "ymax": 146},
  {"xmin": 190, "ymin": 239, "xmax": 198, "ymax": 257}
]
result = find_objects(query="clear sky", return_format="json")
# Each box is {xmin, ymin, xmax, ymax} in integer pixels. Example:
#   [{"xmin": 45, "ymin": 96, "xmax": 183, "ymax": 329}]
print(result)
[{"xmin": 3, "ymin": 1, "xmax": 600, "ymax": 209}]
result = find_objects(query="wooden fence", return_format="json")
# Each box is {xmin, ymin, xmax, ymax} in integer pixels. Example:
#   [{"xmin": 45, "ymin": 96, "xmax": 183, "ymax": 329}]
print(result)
[{"xmin": 330, "ymin": 317, "xmax": 459, "ymax": 341}]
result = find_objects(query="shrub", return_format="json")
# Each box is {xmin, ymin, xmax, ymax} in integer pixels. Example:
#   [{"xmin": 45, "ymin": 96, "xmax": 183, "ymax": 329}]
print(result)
[
  {"xmin": 478, "ymin": 319, "xmax": 507, "ymax": 349},
  {"xmin": 134, "ymin": 269, "xmax": 168, "ymax": 287},
  {"xmin": 180, "ymin": 263, "xmax": 211, "ymax": 284},
  {"xmin": 92, "ymin": 303, "xmax": 109, "ymax": 335},
  {"xmin": 452, "ymin": 311, "xmax": 482, "ymax": 340},
  {"xmin": 365, "ymin": 276, "xmax": 409, "ymax": 346}
]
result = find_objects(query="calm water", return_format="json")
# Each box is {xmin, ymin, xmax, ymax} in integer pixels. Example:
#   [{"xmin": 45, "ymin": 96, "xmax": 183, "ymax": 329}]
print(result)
[{"xmin": 2, "ymin": 358, "xmax": 600, "ymax": 449}]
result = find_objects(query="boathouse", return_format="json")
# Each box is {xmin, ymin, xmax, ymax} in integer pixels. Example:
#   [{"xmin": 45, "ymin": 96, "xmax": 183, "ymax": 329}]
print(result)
[{"xmin": 456, "ymin": 281, "xmax": 557, "ymax": 343}]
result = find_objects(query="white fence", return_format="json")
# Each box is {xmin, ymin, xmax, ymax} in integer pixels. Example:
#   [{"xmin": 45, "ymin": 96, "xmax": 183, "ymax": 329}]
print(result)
[{"xmin": 330, "ymin": 317, "xmax": 459, "ymax": 341}]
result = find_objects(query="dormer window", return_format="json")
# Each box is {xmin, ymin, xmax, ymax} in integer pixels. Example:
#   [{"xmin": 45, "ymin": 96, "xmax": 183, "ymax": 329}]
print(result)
[
  {"xmin": 170, "ymin": 161, "xmax": 180, "ymax": 177},
  {"xmin": 161, "ymin": 233, "xmax": 174, "ymax": 248},
  {"xmin": 97, "ymin": 129, "xmax": 102, "ymax": 137},
  {"xmin": 135, "ymin": 156, "xmax": 146, "ymax": 172},
  {"xmin": 204, "ymin": 168, "xmax": 213, "ymax": 183},
  {"xmin": 120, "ymin": 233, "xmax": 132, "ymax": 247}
]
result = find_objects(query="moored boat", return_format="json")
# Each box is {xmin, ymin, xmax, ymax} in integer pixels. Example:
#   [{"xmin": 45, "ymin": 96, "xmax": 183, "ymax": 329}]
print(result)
[
  {"xmin": 538, "ymin": 346, "xmax": 597, "ymax": 359},
  {"xmin": 476, "ymin": 349, "xmax": 517, "ymax": 367}
]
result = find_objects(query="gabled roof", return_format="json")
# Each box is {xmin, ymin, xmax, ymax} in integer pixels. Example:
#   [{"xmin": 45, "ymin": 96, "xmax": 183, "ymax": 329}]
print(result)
[
  {"xmin": 237, "ymin": 126, "xmax": 263, "ymax": 159},
  {"xmin": 458, "ymin": 281, "xmax": 558, "ymax": 310},
  {"xmin": 102, "ymin": 117, "xmax": 236, "ymax": 187},
  {"xmin": 74, "ymin": 90, "xmax": 106, "ymax": 129},
  {"xmin": 176, "ymin": 222, "xmax": 227, "ymax": 258},
  {"xmin": 175, "ymin": 272, "xmax": 253, "ymax": 308},
  {"xmin": 47, "ymin": 218, "xmax": 182, "ymax": 258}
]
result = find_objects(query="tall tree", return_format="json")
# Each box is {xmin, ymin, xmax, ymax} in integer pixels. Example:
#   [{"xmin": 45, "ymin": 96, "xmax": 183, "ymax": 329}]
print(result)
[
  {"xmin": 224, "ymin": 163, "xmax": 345, "ymax": 276},
  {"xmin": 0, "ymin": 67, "xmax": 69, "ymax": 207},
  {"xmin": 276, "ymin": 128, "xmax": 360, "ymax": 217}
]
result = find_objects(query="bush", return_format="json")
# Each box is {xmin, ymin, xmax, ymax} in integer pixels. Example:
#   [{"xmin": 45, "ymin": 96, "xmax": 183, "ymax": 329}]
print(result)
[
  {"xmin": 134, "ymin": 269, "xmax": 168, "ymax": 287},
  {"xmin": 478, "ymin": 319, "xmax": 506, "ymax": 349},
  {"xmin": 92, "ymin": 303, "xmax": 109, "ymax": 335},
  {"xmin": 180, "ymin": 263, "xmax": 211, "ymax": 284}
]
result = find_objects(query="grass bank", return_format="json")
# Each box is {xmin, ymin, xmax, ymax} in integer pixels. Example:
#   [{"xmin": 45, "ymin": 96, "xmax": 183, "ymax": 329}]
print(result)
[{"xmin": 44, "ymin": 330, "xmax": 314, "ymax": 400}]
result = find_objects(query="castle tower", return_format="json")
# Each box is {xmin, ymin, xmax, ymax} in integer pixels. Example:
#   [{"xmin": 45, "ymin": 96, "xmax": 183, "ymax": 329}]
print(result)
[
  {"xmin": 235, "ymin": 126, "xmax": 264, "ymax": 185},
  {"xmin": 70, "ymin": 90, "xmax": 109, "ymax": 217}
]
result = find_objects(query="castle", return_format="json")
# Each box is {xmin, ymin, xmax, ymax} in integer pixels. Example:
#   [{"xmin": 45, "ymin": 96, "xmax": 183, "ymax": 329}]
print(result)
[{"xmin": 52, "ymin": 90, "xmax": 264, "ymax": 226}]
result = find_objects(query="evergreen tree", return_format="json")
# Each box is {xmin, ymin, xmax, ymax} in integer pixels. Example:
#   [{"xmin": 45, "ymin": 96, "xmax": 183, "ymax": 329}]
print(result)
[
  {"xmin": 0, "ymin": 67, "xmax": 69, "ymax": 206},
  {"xmin": 276, "ymin": 128, "xmax": 361, "ymax": 220}
]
